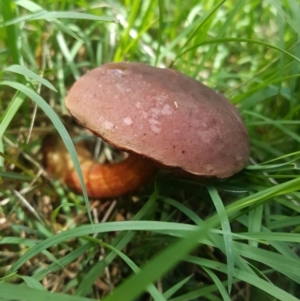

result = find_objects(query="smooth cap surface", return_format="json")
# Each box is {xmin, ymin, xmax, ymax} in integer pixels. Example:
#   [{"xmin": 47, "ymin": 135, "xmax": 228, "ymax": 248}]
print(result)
[{"xmin": 65, "ymin": 62, "xmax": 249, "ymax": 178}]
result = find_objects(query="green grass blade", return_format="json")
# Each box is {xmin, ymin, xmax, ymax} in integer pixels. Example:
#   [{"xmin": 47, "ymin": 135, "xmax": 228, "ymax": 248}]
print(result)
[
  {"xmin": 155, "ymin": 0, "xmax": 164, "ymax": 66},
  {"xmin": 0, "ymin": 283, "xmax": 98, "ymax": 301},
  {"xmin": 7, "ymin": 221, "xmax": 199, "ymax": 274},
  {"xmin": 248, "ymin": 205, "xmax": 263, "ymax": 248},
  {"xmin": 203, "ymin": 268, "xmax": 230, "ymax": 301},
  {"xmin": 4, "ymin": 65, "xmax": 57, "ymax": 91},
  {"xmin": 175, "ymin": 38, "xmax": 300, "ymax": 65},
  {"xmin": 0, "ymin": 92, "xmax": 26, "ymax": 138},
  {"xmin": 19, "ymin": 276, "xmax": 46, "ymax": 290},
  {"xmin": 163, "ymin": 274, "xmax": 193, "ymax": 299},
  {"xmin": 2, "ymin": 11, "xmax": 116, "ymax": 25},
  {"xmin": 0, "ymin": 0, "xmax": 21, "ymax": 64},
  {"xmin": 207, "ymin": 186, "xmax": 234, "ymax": 293}
]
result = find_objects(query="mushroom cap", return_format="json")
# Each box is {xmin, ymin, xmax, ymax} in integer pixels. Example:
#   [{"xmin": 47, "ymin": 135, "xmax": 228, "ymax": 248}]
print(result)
[{"xmin": 65, "ymin": 62, "xmax": 249, "ymax": 178}]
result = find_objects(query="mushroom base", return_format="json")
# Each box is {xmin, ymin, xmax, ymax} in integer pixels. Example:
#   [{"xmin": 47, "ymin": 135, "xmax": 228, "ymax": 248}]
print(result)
[{"xmin": 42, "ymin": 134, "xmax": 157, "ymax": 198}]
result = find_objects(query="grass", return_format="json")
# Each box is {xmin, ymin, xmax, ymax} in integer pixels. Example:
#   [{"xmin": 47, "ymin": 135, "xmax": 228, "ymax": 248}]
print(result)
[{"xmin": 1, "ymin": 0, "xmax": 300, "ymax": 300}]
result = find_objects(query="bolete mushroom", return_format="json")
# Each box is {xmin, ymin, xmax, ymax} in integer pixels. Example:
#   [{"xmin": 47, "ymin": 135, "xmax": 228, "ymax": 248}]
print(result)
[{"xmin": 43, "ymin": 62, "xmax": 249, "ymax": 198}]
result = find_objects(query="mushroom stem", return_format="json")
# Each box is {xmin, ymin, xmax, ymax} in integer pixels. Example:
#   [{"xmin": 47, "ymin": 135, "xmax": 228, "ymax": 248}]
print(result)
[{"xmin": 42, "ymin": 134, "xmax": 157, "ymax": 198}]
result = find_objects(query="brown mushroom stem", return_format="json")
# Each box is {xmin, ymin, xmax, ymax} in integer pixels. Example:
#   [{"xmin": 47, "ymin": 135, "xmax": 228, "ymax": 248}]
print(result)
[{"xmin": 42, "ymin": 134, "xmax": 157, "ymax": 198}]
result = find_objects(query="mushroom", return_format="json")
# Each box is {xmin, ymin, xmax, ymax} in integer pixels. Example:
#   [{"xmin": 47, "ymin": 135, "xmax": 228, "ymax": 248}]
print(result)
[{"xmin": 43, "ymin": 62, "xmax": 249, "ymax": 198}]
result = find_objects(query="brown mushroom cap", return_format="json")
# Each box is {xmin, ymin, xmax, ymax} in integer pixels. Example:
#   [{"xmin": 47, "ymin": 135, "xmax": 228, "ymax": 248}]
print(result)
[{"xmin": 65, "ymin": 62, "xmax": 249, "ymax": 178}]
